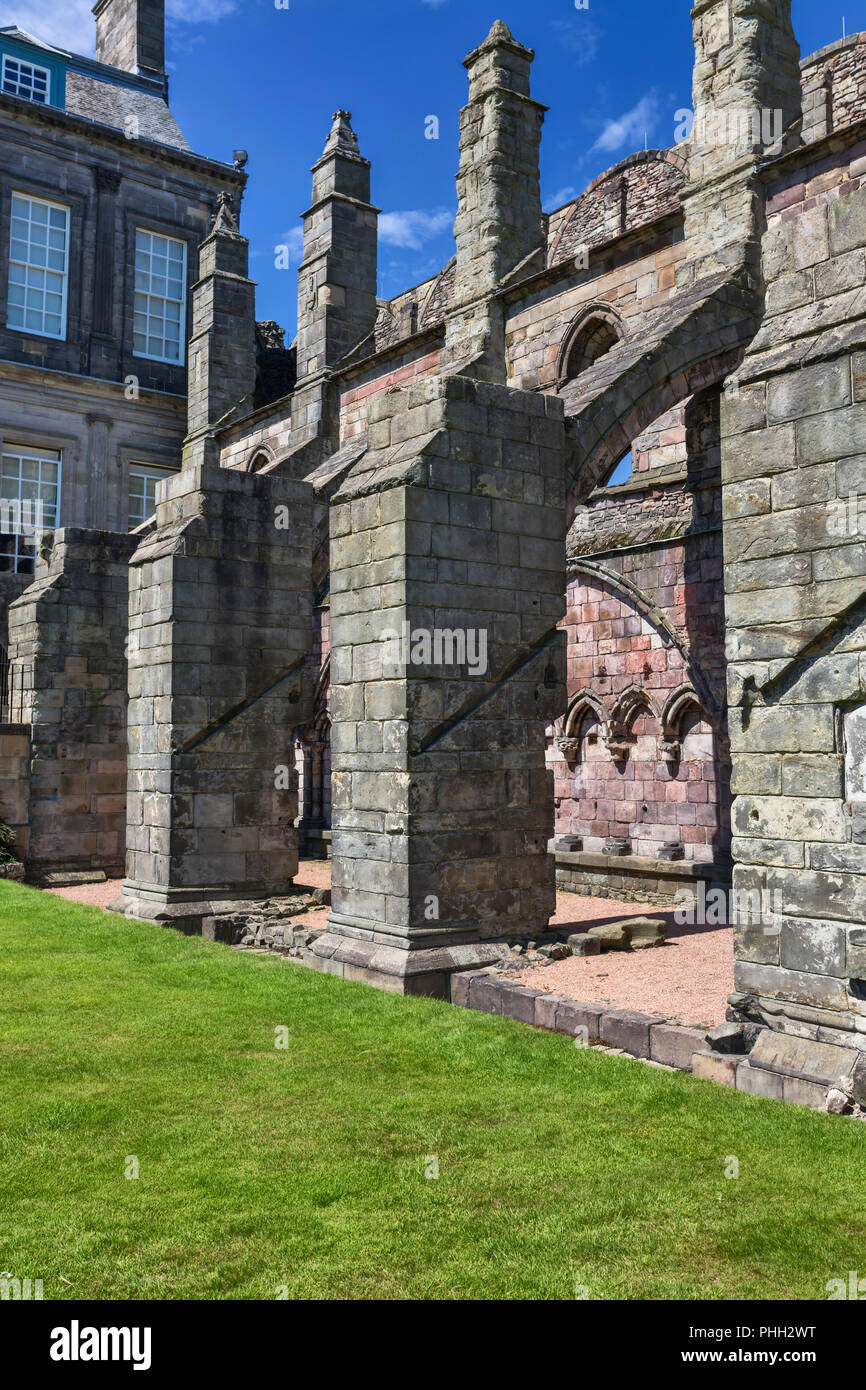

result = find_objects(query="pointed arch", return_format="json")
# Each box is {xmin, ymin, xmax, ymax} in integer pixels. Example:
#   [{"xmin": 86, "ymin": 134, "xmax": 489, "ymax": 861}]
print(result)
[
  {"xmin": 556, "ymin": 688, "xmax": 607, "ymax": 762},
  {"xmin": 610, "ymin": 684, "xmax": 660, "ymax": 737},
  {"xmin": 661, "ymin": 684, "xmax": 708, "ymax": 742}
]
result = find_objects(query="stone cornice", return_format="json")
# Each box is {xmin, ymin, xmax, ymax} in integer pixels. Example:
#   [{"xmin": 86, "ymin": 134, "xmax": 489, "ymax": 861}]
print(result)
[{"xmin": 0, "ymin": 92, "xmax": 245, "ymax": 186}]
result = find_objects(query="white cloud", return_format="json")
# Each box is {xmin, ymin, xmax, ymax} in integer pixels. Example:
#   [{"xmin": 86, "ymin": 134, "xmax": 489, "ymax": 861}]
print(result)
[
  {"xmin": 6, "ymin": 1, "xmax": 96, "ymax": 55},
  {"xmin": 279, "ymin": 226, "xmax": 304, "ymax": 260},
  {"xmin": 378, "ymin": 208, "xmax": 453, "ymax": 250},
  {"xmin": 420, "ymin": 0, "xmax": 449, "ymax": 8},
  {"xmin": 590, "ymin": 92, "xmax": 660, "ymax": 155},
  {"xmin": 166, "ymin": 0, "xmax": 237, "ymax": 22},
  {"xmin": 4, "ymin": 0, "xmax": 237, "ymax": 58},
  {"xmin": 551, "ymin": 17, "xmax": 601, "ymax": 69},
  {"xmin": 543, "ymin": 185, "xmax": 577, "ymax": 212}
]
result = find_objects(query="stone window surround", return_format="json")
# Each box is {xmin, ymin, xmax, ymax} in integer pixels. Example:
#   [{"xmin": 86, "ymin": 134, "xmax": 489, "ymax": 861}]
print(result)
[
  {"xmin": 120, "ymin": 206, "xmax": 194, "ymax": 388},
  {"xmin": 0, "ymin": 424, "xmax": 76, "ymax": 534},
  {"xmin": 0, "ymin": 179, "xmax": 85, "ymax": 362},
  {"xmin": 0, "ymin": 440, "xmax": 61, "ymax": 573},
  {"xmin": 118, "ymin": 442, "xmax": 182, "ymax": 531}
]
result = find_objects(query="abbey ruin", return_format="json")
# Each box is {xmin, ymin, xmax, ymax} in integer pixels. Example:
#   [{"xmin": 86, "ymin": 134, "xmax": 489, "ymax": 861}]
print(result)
[{"xmin": 2, "ymin": 0, "xmax": 866, "ymax": 1105}]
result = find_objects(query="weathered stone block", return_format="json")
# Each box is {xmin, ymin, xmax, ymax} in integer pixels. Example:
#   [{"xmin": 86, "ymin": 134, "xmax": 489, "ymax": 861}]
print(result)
[
  {"xmin": 650, "ymin": 1024, "xmax": 706, "ymax": 1070},
  {"xmin": 599, "ymin": 1009, "xmax": 660, "ymax": 1058}
]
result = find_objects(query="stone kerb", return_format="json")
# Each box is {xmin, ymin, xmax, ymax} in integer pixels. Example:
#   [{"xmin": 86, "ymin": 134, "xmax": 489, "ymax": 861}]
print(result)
[
  {"xmin": 115, "ymin": 463, "xmax": 314, "ymax": 933},
  {"xmin": 310, "ymin": 373, "xmax": 567, "ymax": 994}
]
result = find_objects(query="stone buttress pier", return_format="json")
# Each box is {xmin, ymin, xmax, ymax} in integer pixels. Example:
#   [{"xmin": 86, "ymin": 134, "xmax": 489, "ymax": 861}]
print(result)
[
  {"xmin": 306, "ymin": 375, "xmax": 566, "ymax": 994},
  {"xmin": 113, "ymin": 464, "xmax": 314, "ymax": 935}
]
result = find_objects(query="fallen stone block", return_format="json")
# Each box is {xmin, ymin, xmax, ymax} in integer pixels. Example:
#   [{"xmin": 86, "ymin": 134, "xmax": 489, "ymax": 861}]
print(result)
[
  {"xmin": 539, "ymin": 941, "xmax": 571, "ymax": 960},
  {"xmin": 621, "ymin": 916, "xmax": 667, "ymax": 949},
  {"xmin": 826, "ymin": 1087, "xmax": 851, "ymax": 1114},
  {"xmin": 565, "ymin": 932, "xmax": 601, "ymax": 956},
  {"xmin": 705, "ymin": 1021, "xmax": 759, "ymax": 1054},
  {"xmin": 586, "ymin": 922, "xmax": 631, "ymax": 951}
]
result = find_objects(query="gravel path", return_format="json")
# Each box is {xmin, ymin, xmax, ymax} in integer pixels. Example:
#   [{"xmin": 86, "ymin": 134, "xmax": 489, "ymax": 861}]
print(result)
[{"xmin": 45, "ymin": 863, "xmax": 732, "ymax": 1025}]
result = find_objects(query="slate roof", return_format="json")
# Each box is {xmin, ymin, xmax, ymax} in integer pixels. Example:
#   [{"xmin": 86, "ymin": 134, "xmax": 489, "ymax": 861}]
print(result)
[{"xmin": 0, "ymin": 24, "xmax": 189, "ymax": 151}]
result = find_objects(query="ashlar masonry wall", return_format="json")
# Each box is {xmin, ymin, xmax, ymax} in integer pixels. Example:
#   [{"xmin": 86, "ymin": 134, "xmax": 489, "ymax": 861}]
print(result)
[
  {"xmin": 723, "ymin": 137, "xmax": 866, "ymax": 1051},
  {"xmin": 6, "ymin": 528, "xmax": 137, "ymax": 875},
  {"xmin": 308, "ymin": 374, "xmax": 566, "ymax": 994}
]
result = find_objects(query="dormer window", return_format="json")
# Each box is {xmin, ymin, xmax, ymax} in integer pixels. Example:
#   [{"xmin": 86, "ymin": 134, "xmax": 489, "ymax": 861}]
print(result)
[{"xmin": 2, "ymin": 54, "xmax": 49, "ymax": 103}]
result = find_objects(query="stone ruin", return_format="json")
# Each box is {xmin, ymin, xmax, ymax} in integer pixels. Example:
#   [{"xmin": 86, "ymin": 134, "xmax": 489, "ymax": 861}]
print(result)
[{"xmin": 3, "ymin": 2, "xmax": 866, "ymax": 1107}]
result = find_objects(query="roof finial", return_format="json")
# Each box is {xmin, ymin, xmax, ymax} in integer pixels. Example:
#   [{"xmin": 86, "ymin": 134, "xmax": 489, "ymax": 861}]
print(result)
[
  {"xmin": 212, "ymin": 190, "xmax": 239, "ymax": 234},
  {"xmin": 323, "ymin": 108, "xmax": 361, "ymax": 157}
]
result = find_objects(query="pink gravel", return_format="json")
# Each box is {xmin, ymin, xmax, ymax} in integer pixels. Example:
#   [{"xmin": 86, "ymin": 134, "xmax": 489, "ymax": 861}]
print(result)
[
  {"xmin": 45, "ymin": 862, "xmax": 732, "ymax": 1025},
  {"xmin": 517, "ymin": 895, "xmax": 732, "ymax": 1027},
  {"xmin": 48, "ymin": 879, "xmax": 124, "ymax": 909}
]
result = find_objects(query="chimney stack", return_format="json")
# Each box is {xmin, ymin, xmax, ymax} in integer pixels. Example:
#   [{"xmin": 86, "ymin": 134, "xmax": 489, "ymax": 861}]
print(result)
[{"xmin": 92, "ymin": 0, "xmax": 165, "ymax": 77}]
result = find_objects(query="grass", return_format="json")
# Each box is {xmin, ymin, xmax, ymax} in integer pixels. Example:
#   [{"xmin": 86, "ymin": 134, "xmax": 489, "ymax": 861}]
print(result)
[{"xmin": 1, "ymin": 880, "xmax": 865, "ymax": 1301}]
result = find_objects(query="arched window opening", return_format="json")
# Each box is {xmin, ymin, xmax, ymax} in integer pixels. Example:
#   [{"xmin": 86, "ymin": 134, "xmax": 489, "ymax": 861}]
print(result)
[
  {"xmin": 600, "ymin": 450, "xmax": 633, "ymax": 488},
  {"xmin": 564, "ymin": 315, "xmax": 620, "ymax": 381}
]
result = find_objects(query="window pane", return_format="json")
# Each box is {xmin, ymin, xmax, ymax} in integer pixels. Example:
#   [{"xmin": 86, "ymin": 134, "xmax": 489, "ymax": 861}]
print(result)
[
  {"xmin": 6, "ymin": 194, "xmax": 69, "ymax": 339},
  {"xmin": 0, "ymin": 446, "xmax": 62, "ymax": 572},
  {"xmin": 133, "ymin": 229, "xmax": 186, "ymax": 363},
  {"xmin": 128, "ymin": 464, "xmax": 178, "ymax": 529}
]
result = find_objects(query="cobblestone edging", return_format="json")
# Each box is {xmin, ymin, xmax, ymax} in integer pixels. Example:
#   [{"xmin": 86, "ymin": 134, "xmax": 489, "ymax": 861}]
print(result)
[
  {"xmin": 448, "ymin": 970, "xmax": 866, "ymax": 1115},
  {"xmin": 449, "ymin": 970, "xmax": 706, "ymax": 1071}
]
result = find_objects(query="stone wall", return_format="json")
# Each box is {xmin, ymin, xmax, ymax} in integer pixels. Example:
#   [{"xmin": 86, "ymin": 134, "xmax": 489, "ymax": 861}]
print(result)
[
  {"xmin": 0, "ymin": 725, "xmax": 30, "ymax": 860},
  {"xmin": 309, "ymin": 373, "xmax": 565, "ymax": 992},
  {"xmin": 722, "ymin": 135, "xmax": 866, "ymax": 1052},
  {"xmin": 6, "ymin": 528, "xmax": 137, "ymax": 875},
  {"xmin": 117, "ymin": 464, "xmax": 313, "ymax": 931}
]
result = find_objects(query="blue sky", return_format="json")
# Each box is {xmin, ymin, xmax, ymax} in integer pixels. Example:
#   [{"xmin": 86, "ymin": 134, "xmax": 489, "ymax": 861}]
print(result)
[{"xmin": 9, "ymin": 0, "xmax": 864, "ymax": 337}]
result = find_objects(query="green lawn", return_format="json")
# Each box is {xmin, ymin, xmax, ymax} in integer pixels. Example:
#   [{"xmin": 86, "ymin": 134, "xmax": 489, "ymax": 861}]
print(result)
[{"xmin": 1, "ymin": 880, "xmax": 864, "ymax": 1301}]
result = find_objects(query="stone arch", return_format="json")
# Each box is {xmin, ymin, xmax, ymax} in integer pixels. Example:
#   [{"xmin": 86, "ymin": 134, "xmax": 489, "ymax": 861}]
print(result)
[
  {"xmin": 660, "ymin": 684, "xmax": 709, "ymax": 764},
  {"xmin": 560, "ymin": 273, "xmax": 760, "ymax": 517},
  {"xmin": 296, "ymin": 655, "xmax": 332, "ymax": 856},
  {"xmin": 608, "ymin": 685, "xmax": 659, "ymax": 754},
  {"xmin": 661, "ymin": 683, "xmax": 707, "ymax": 741},
  {"xmin": 245, "ymin": 444, "xmax": 274, "ymax": 473},
  {"xmin": 418, "ymin": 256, "xmax": 456, "ymax": 330},
  {"xmin": 569, "ymin": 558, "xmax": 719, "ymax": 716},
  {"xmin": 556, "ymin": 688, "xmax": 607, "ymax": 762},
  {"xmin": 556, "ymin": 302, "xmax": 625, "ymax": 389},
  {"xmin": 547, "ymin": 148, "xmax": 688, "ymax": 269}
]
